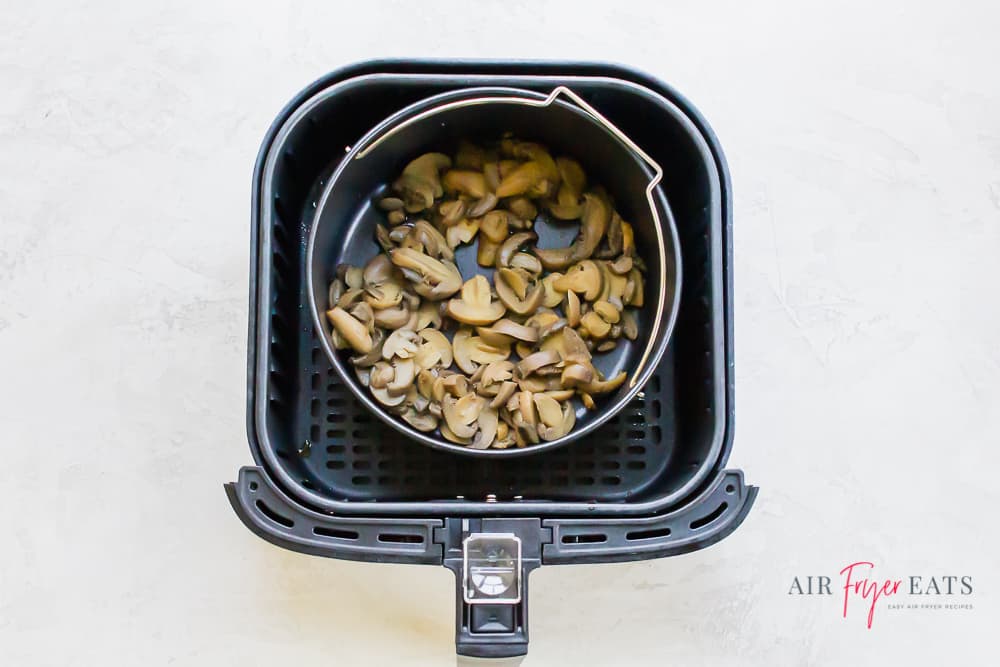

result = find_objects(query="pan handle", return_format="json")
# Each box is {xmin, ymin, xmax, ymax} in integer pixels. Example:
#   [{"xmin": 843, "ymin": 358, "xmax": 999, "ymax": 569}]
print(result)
[{"xmin": 356, "ymin": 86, "xmax": 668, "ymax": 387}]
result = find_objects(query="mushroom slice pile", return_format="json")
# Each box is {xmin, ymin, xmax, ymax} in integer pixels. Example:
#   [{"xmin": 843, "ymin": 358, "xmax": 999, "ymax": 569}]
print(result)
[{"xmin": 328, "ymin": 136, "xmax": 649, "ymax": 448}]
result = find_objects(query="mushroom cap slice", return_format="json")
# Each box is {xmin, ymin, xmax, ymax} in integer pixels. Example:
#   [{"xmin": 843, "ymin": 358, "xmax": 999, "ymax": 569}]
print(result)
[
  {"xmin": 577, "ymin": 370, "xmax": 628, "ymax": 395},
  {"xmin": 443, "ymin": 394, "xmax": 483, "ymax": 439},
  {"xmin": 541, "ymin": 273, "xmax": 565, "ymax": 308},
  {"xmin": 440, "ymin": 421, "xmax": 473, "ymax": 445},
  {"xmin": 517, "ymin": 349, "xmax": 561, "ymax": 377},
  {"xmin": 443, "ymin": 169, "xmax": 488, "ymax": 198},
  {"xmin": 445, "ymin": 218, "xmax": 480, "ymax": 249},
  {"xmin": 477, "ymin": 319, "xmax": 539, "ymax": 347},
  {"xmin": 561, "ymin": 362, "xmax": 594, "ymax": 387},
  {"xmin": 564, "ymin": 290, "xmax": 581, "ymax": 327},
  {"xmin": 386, "ymin": 358, "xmax": 416, "ymax": 395},
  {"xmin": 536, "ymin": 400, "xmax": 576, "ymax": 441},
  {"xmin": 553, "ymin": 260, "xmax": 603, "ymax": 301},
  {"xmin": 480, "ymin": 360, "xmax": 515, "ymax": 386},
  {"xmin": 470, "ymin": 406, "xmax": 499, "ymax": 449},
  {"xmin": 410, "ymin": 220, "xmax": 454, "ymax": 260},
  {"xmin": 389, "ymin": 248, "xmax": 463, "ymax": 300},
  {"xmin": 363, "ymin": 253, "xmax": 395, "ymax": 286},
  {"xmin": 326, "ymin": 307, "xmax": 373, "ymax": 354},
  {"xmin": 400, "ymin": 407, "xmax": 438, "ymax": 432},
  {"xmin": 414, "ymin": 328, "xmax": 453, "ymax": 370},
  {"xmin": 581, "ymin": 311, "xmax": 612, "ymax": 338},
  {"xmin": 446, "ymin": 275, "xmax": 506, "ymax": 326},
  {"xmin": 593, "ymin": 300, "xmax": 621, "ymax": 324},
  {"xmin": 532, "ymin": 393, "xmax": 564, "ymax": 428},
  {"xmin": 382, "ymin": 328, "xmax": 421, "ymax": 360},
  {"xmin": 373, "ymin": 302, "xmax": 411, "ymax": 330},
  {"xmin": 496, "ymin": 232, "xmax": 537, "ymax": 269},
  {"xmin": 494, "ymin": 269, "xmax": 544, "ymax": 316},
  {"xmin": 489, "ymin": 380, "xmax": 518, "ymax": 409},
  {"xmin": 349, "ymin": 328, "xmax": 385, "ymax": 368},
  {"xmin": 371, "ymin": 385, "xmax": 407, "ymax": 407},
  {"xmin": 621, "ymin": 310, "xmax": 638, "ymax": 340},
  {"xmin": 369, "ymin": 361, "xmax": 394, "ymax": 389}
]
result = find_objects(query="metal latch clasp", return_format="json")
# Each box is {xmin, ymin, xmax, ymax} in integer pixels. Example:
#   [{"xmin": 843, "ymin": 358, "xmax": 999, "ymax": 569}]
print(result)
[{"xmin": 462, "ymin": 533, "xmax": 522, "ymax": 604}]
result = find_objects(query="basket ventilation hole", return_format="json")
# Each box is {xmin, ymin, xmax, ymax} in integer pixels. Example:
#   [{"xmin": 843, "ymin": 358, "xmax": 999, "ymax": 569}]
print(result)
[
  {"xmin": 690, "ymin": 502, "xmax": 728, "ymax": 530},
  {"xmin": 314, "ymin": 526, "xmax": 359, "ymax": 540},
  {"xmin": 562, "ymin": 533, "xmax": 606, "ymax": 544},
  {"xmin": 626, "ymin": 527, "xmax": 671, "ymax": 541},
  {"xmin": 255, "ymin": 500, "xmax": 293, "ymax": 528},
  {"xmin": 378, "ymin": 533, "xmax": 424, "ymax": 544}
]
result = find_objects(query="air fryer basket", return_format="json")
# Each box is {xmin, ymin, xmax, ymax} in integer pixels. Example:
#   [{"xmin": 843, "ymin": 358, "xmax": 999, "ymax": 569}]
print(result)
[{"xmin": 228, "ymin": 60, "xmax": 755, "ymax": 659}]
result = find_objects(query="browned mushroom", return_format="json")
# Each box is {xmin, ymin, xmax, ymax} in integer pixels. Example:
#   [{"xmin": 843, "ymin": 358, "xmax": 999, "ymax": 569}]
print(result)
[
  {"xmin": 414, "ymin": 328, "xmax": 453, "ymax": 370},
  {"xmin": 382, "ymin": 328, "xmax": 421, "ymax": 360},
  {"xmin": 445, "ymin": 218, "xmax": 479, "ymax": 249},
  {"xmin": 506, "ymin": 197, "xmax": 537, "ymax": 221},
  {"xmin": 534, "ymin": 194, "xmax": 611, "ymax": 269},
  {"xmin": 442, "ymin": 170, "xmax": 488, "ymax": 198},
  {"xmin": 400, "ymin": 407, "xmax": 438, "ymax": 432},
  {"xmin": 452, "ymin": 328, "xmax": 511, "ymax": 374},
  {"xmin": 439, "ymin": 199, "xmax": 467, "ymax": 227},
  {"xmin": 553, "ymin": 260, "xmax": 603, "ymax": 301},
  {"xmin": 409, "ymin": 220, "xmax": 453, "ymax": 260}
]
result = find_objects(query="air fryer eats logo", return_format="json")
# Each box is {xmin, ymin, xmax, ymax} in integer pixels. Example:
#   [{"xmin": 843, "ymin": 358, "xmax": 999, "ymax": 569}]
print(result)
[{"xmin": 788, "ymin": 562, "xmax": 973, "ymax": 628}]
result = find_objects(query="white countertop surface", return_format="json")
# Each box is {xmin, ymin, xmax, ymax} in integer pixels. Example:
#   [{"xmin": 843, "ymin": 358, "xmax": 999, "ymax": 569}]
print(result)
[{"xmin": 2, "ymin": 1, "xmax": 997, "ymax": 664}]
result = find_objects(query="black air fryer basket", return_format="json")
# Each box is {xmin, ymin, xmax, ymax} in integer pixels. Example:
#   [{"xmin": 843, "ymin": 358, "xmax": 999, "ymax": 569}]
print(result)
[{"xmin": 226, "ymin": 60, "xmax": 756, "ymax": 659}]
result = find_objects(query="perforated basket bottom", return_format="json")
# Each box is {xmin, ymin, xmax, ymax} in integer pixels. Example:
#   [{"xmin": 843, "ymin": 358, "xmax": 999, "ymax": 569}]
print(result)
[{"xmin": 270, "ymin": 318, "xmax": 677, "ymax": 502}]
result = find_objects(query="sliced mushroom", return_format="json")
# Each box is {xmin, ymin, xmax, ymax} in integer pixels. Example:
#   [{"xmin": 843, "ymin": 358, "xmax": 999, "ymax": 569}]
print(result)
[
  {"xmin": 517, "ymin": 349, "xmax": 561, "ymax": 377},
  {"xmin": 338, "ymin": 264, "xmax": 365, "ymax": 290},
  {"xmin": 553, "ymin": 260, "xmax": 603, "ymax": 301},
  {"xmin": 382, "ymin": 328, "xmax": 421, "ymax": 360},
  {"xmin": 371, "ymin": 385, "xmax": 407, "ymax": 407},
  {"xmin": 477, "ymin": 239, "xmax": 499, "ymax": 267},
  {"xmin": 412, "ymin": 328, "xmax": 453, "ymax": 370},
  {"xmin": 410, "ymin": 220, "xmax": 453, "ymax": 260},
  {"xmin": 336, "ymin": 288, "xmax": 365, "ymax": 309},
  {"xmin": 561, "ymin": 362, "xmax": 594, "ymax": 387},
  {"xmin": 541, "ymin": 272, "xmax": 564, "ymax": 308},
  {"xmin": 349, "ymin": 328, "xmax": 385, "ymax": 368},
  {"xmin": 373, "ymin": 301, "xmax": 411, "ymax": 329},
  {"xmin": 505, "ymin": 197, "xmax": 537, "ymax": 221},
  {"xmin": 416, "ymin": 301, "xmax": 442, "ymax": 330},
  {"xmin": 495, "ymin": 268, "xmax": 544, "ymax": 316},
  {"xmin": 490, "ymin": 380, "xmax": 518, "ymax": 409},
  {"xmin": 580, "ymin": 392, "xmax": 596, "ymax": 410},
  {"xmin": 580, "ymin": 311, "xmax": 612, "ymax": 338},
  {"xmin": 369, "ymin": 361, "xmax": 394, "ymax": 389},
  {"xmin": 364, "ymin": 280, "xmax": 402, "ymax": 310},
  {"xmin": 387, "ymin": 358, "xmax": 416, "ymax": 395},
  {"xmin": 534, "ymin": 193, "xmax": 611, "ymax": 269},
  {"xmin": 400, "ymin": 407, "xmax": 438, "ymax": 432},
  {"xmin": 592, "ymin": 300, "xmax": 620, "ymax": 324},
  {"xmin": 532, "ymin": 393, "xmax": 563, "ymax": 427},
  {"xmin": 439, "ymin": 199, "xmax": 467, "ymax": 227},
  {"xmin": 440, "ymin": 421, "xmax": 472, "ymax": 445},
  {"xmin": 480, "ymin": 360, "xmax": 515, "ymax": 386},
  {"xmin": 609, "ymin": 254, "xmax": 633, "ymax": 275},
  {"xmin": 377, "ymin": 196, "xmax": 405, "ymax": 211},
  {"xmin": 443, "ymin": 394, "xmax": 483, "ymax": 439},
  {"xmin": 440, "ymin": 373, "xmax": 470, "ymax": 398},
  {"xmin": 442, "ymin": 170, "xmax": 488, "ymax": 198},
  {"xmin": 447, "ymin": 275, "xmax": 506, "ymax": 325},
  {"xmin": 393, "ymin": 153, "xmax": 451, "ymax": 212},
  {"xmin": 468, "ymin": 192, "xmax": 499, "ymax": 218},
  {"xmin": 564, "ymin": 290, "xmax": 581, "ymax": 327},
  {"xmin": 626, "ymin": 267, "xmax": 645, "ymax": 307},
  {"xmin": 417, "ymin": 368, "xmax": 437, "ymax": 398},
  {"xmin": 445, "ymin": 218, "xmax": 479, "ymax": 248},
  {"xmin": 577, "ymin": 370, "xmax": 628, "ymax": 394},
  {"xmin": 496, "ymin": 160, "xmax": 548, "ymax": 198},
  {"xmin": 596, "ymin": 340, "xmax": 617, "ymax": 352},
  {"xmin": 540, "ymin": 328, "xmax": 592, "ymax": 365},
  {"xmin": 348, "ymin": 301, "xmax": 376, "ymax": 332},
  {"xmin": 542, "ymin": 388, "xmax": 576, "ymax": 402},
  {"xmin": 452, "ymin": 328, "xmax": 511, "ymax": 374},
  {"xmin": 496, "ymin": 231, "xmax": 537, "ymax": 269},
  {"xmin": 470, "ymin": 406, "xmax": 499, "ymax": 449},
  {"xmin": 389, "ymin": 248, "xmax": 463, "ymax": 300},
  {"xmin": 476, "ymin": 319, "xmax": 539, "ymax": 347},
  {"xmin": 326, "ymin": 307, "xmax": 373, "ymax": 353},
  {"xmin": 621, "ymin": 310, "xmax": 638, "ymax": 340},
  {"xmin": 510, "ymin": 252, "xmax": 542, "ymax": 275},
  {"xmin": 536, "ymin": 400, "xmax": 575, "ymax": 441},
  {"xmin": 387, "ymin": 210, "xmax": 406, "ymax": 225}
]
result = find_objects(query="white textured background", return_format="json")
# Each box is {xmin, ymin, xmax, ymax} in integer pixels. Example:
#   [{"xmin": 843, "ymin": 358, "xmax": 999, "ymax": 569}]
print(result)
[{"xmin": 1, "ymin": 1, "xmax": 998, "ymax": 665}]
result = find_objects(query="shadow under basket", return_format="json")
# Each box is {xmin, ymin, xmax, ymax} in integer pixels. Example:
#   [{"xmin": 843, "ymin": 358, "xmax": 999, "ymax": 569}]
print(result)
[{"xmin": 227, "ymin": 59, "xmax": 756, "ymax": 660}]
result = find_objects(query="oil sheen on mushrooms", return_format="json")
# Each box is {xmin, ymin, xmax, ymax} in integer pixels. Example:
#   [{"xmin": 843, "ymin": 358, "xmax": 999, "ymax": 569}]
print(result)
[{"xmin": 325, "ymin": 136, "xmax": 645, "ymax": 449}]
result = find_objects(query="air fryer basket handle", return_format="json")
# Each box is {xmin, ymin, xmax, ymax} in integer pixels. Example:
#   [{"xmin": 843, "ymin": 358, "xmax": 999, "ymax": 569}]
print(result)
[{"xmin": 438, "ymin": 518, "xmax": 548, "ymax": 659}]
